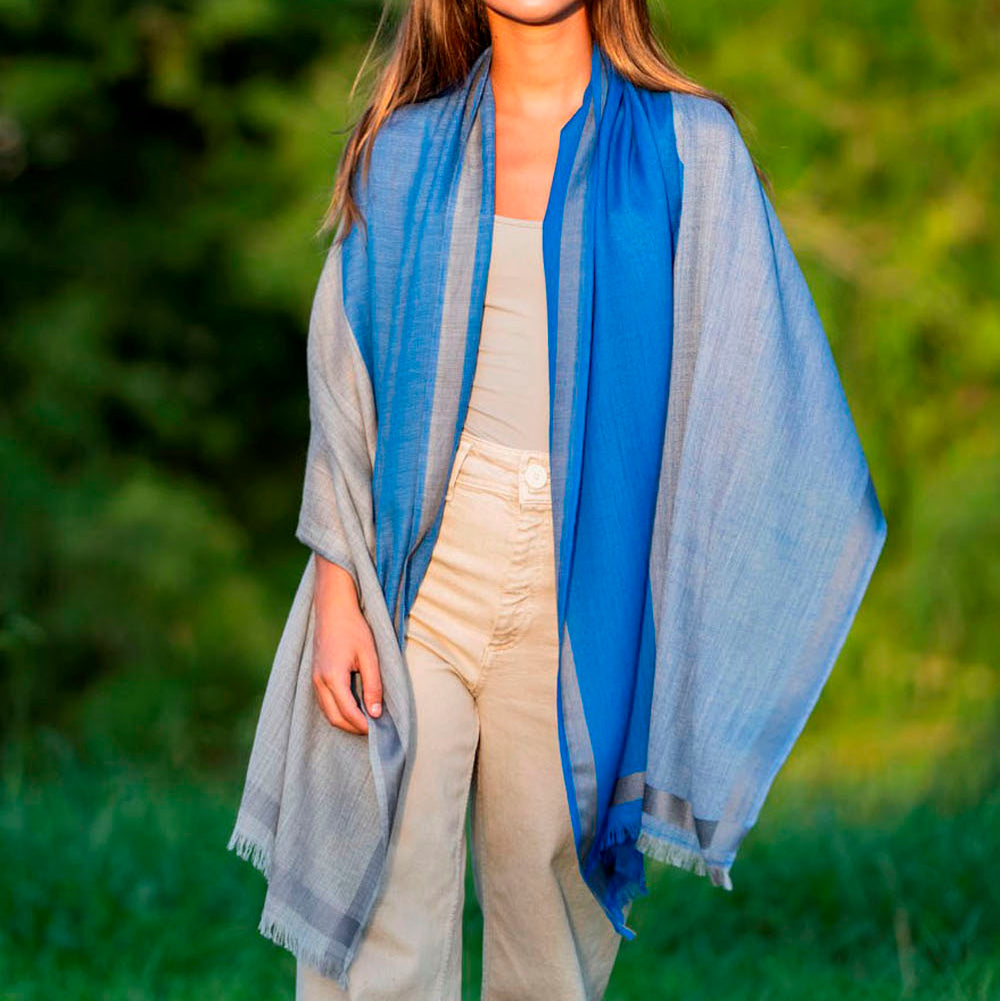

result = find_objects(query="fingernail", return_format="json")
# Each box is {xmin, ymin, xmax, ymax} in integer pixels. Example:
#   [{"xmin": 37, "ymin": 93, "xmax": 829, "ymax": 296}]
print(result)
[{"xmin": 370, "ymin": 702, "xmax": 381, "ymax": 716}]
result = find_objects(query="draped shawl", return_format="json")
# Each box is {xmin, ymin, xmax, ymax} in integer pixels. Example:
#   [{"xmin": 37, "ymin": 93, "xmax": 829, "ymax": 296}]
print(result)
[{"xmin": 226, "ymin": 42, "xmax": 888, "ymax": 988}]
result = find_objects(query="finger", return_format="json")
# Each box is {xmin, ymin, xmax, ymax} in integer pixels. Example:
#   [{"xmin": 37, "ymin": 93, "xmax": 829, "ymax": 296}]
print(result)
[
  {"xmin": 328, "ymin": 669, "xmax": 369, "ymax": 734},
  {"xmin": 356, "ymin": 637, "xmax": 383, "ymax": 717},
  {"xmin": 313, "ymin": 674, "xmax": 357, "ymax": 733}
]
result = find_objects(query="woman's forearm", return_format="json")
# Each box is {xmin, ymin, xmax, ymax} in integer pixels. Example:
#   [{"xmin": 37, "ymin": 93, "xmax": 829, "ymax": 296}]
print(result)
[{"xmin": 314, "ymin": 552, "xmax": 361, "ymax": 611}]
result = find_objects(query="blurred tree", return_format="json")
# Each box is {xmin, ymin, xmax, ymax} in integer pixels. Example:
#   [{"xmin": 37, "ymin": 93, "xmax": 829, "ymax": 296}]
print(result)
[{"xmin": 0, "ymin": 0, "xmax": 383, "ymax": 769}]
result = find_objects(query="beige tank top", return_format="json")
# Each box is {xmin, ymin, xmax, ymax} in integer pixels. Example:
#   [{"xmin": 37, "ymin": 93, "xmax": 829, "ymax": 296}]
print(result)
[{"xmin": 462, "ymin": 214, "xmax": 549, "ymax": 452}]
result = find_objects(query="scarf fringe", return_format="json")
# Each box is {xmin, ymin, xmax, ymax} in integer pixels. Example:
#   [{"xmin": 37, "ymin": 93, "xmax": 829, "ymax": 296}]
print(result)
[
  {"xmin": 593, "ymin": 811, "xmax": 650, "ymax": 933},
  {"xmin": 256, "ymin": 913, "xmax": 350, "ymax": 990},
  {"xmin": 601, "ymin": 812, "xmax": 640, "ymax": 849},
  {"xmin": 635, "ymin": 828, "xmax": 734, "ymax": 891},
  {"xmin": 227, "ymin": 826, "xmax": 273, "ymax": 880},
  {"xmin": 227, "ymin": 825, "xmax": 352, "ymax": 990}
]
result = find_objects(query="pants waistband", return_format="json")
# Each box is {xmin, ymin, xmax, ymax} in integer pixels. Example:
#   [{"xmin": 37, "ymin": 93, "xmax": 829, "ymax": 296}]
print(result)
[{"xmin": 446, "ymin": 428, "xmax": 551, "ymax": 507}]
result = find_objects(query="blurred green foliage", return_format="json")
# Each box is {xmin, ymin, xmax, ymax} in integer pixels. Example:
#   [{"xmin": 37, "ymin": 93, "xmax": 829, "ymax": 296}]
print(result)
[
  {"xmin": 1, "ymin": 0, "xmax": 386, "ymax": 770},
  {"xmin": 1, "ymin": 0, "xmax": 998, "ymax": 996}
]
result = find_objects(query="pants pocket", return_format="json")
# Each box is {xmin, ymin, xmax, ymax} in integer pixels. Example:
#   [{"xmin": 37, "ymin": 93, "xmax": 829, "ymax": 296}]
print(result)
[{"xmin": 444, "ymin": 434, "xmax": 476, "ymax": 503}]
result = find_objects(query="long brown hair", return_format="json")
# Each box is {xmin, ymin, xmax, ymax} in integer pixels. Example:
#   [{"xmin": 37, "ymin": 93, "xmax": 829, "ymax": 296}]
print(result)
[{"xmin": 321, "ymin": 0, "xmax": 767, "ymax": 240}]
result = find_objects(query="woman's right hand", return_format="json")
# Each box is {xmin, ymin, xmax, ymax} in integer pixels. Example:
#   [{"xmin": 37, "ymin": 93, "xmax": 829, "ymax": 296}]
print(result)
[{"xmin": 311, "ymin": 554, "xmax": 383, "ymax": 735}]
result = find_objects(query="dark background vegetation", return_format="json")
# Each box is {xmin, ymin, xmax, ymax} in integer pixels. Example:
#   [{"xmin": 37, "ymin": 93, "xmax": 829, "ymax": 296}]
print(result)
[{"xmin": 2, "ymin": 1, "xmax": 998, "ymax": 997}]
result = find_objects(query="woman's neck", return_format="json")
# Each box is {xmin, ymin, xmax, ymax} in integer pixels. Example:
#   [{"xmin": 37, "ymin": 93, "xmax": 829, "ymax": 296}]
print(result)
[{"xmin": 486, "ymin": 3, "xmax": 593, "ymax": 124}]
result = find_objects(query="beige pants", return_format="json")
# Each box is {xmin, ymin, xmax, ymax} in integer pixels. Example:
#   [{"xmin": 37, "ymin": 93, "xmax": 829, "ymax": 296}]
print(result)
[{"xmin": 297, "ymin": 427, "xmax": 623, "ymax": 1001}]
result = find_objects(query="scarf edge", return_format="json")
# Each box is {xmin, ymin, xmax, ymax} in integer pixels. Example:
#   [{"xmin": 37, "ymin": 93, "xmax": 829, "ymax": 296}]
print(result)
[
  {"xmin": 636, "ymin": 828, "xmax": 735, "ymax": 891},
  {"xmin": 227, "ymin": 825, "xmax": 355, "ymax": 990}
]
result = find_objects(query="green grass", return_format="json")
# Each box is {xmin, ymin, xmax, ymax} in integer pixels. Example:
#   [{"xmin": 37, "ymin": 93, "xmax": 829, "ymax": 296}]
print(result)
[
  {"xmin": 1, "ymin": 734, "xmax": 997, "ymax": 1000},
  {"xmin": 611, "ymin": 792, "xmax": 999, "ymax": 1001}
]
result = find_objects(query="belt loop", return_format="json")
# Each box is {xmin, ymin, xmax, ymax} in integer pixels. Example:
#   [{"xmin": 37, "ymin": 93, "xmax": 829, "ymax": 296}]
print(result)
[{"xmin": 445, "ymin": 433, "xmax": 475, "ymax": 502}]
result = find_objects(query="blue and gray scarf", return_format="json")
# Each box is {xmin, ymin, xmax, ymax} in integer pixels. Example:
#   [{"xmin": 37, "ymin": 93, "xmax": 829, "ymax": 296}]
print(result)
[{"xmin": 227, "ymin": 41, "xmax": 888, "ymax": 988}]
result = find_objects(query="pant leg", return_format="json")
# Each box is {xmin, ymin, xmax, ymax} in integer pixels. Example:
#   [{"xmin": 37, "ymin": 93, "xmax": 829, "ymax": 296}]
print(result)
[
  {"xmin": 296, "ymin": 569, "xmax": 481, "ymax": 1000},
  {"xmin": 467, "ymin": 465, "xmax": 624, "ymax": 1001},
  {"xmin": 297, "ymin": 430, "xmax": 511, "ymax": 1000},
  {"xmin": 298, "ymin": 427, "xmax": 624, "ymax": 1000}
]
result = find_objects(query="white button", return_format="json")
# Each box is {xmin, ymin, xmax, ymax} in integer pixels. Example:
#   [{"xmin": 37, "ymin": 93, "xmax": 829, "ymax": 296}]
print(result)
[{"xmin": 525, "ymin": 462, "xmax": 547, "ymax": 489}]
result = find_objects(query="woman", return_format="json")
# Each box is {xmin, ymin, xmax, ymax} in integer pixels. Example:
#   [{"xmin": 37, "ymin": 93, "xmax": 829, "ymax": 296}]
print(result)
[{"xmin": 227, "ymin": 1, "xmax": 888, "ymax": 999}]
